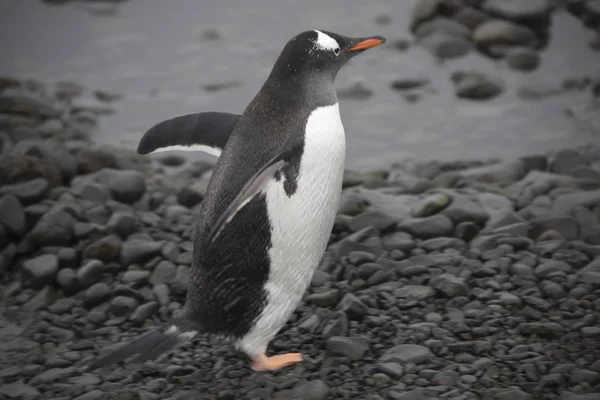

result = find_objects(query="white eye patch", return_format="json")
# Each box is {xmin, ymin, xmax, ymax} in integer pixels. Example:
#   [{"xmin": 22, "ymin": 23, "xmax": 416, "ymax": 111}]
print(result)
[{"xmin": 313, "ymin": 30, "xmax": 340, "ymax": 52}]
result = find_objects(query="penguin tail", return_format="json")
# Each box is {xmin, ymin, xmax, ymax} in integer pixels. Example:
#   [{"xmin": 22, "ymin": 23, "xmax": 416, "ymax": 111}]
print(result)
[{"xmin": 86, "ymin": 316, "xmax": 202, "ymax": 371}]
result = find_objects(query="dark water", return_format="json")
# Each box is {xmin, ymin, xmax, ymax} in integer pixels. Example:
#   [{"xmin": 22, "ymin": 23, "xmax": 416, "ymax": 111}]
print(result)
[{"xmin": 1, "ymin": 0, "xmax": 599, "ymax": 169}]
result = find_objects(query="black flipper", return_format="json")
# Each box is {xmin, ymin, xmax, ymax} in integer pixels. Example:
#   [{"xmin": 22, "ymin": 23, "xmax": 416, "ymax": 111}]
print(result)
[
  {"xmin": 86, "ymin": 316, "xmax": 202, "ymax": 371},
  {"xmin": 205, "ymin": 145, "xmax": 302, "ymax": 247},
  {"xmin": 137, "ymin": 112, "xmax": 241, "ymax": 156}
]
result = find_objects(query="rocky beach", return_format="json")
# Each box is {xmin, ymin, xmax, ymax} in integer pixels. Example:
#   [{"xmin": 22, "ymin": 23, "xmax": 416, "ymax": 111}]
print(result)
[{"xmin": 1, "ymin": 0, "xmax": 600, "ymax": 399}]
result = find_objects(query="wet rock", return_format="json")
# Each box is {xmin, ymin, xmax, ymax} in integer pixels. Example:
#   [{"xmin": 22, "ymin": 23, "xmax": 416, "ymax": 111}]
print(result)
[
  {"xmin": 84, "ymin": 282, "xmax": 111, "ymax": 308},
  {"xmin": 337, "ymin": 293, "xmax": 369, "ymax": 319},
  {"xmin": 390, "ymin": 77, "xmax": 431, "ymax": 91},
  {"xmin": 0, "ymin": 177, "xmax": 49, "ymax": 205},
  {"xmin": 326, "ymin": 336, "xmax": 370, "ymax": 361},
  {"xmin": 398, "ymin": 214, "xmax": 454, "ymax": 239},
  {"xmin": 22, "ymin": 254, "xmax": 59, "ymax": 288},
  {"xmin": 109, "ymin": 296, "xmax": 138, "ymax": 316},
  {"xmin": 0, "ymin": 92, "xmax": 62, "ymax": 118},
  {"xmin": 0, "ymin": 194, "xmax": 26, "ymax": 237},
  {"xmin": 107, "ymin": 211, "xmax": 137, "ymax": 239},
  {"xmin": 551, "ymin": 148, "xmax": 589, "ymax": 175},
  {"xmin": 56, "ymin": 268, "xmax": 78, "ymax": 293},
  {"xmin": 415, "ymin": 17, "xmax": 472, "ymax": 39},
  {"xmin": 76, "ymin": 147, "xmax": 118, "ymax": 174},
  {"xmin": 419, "ymin": 31, "xmax": 473, "ymax": 59},
  {"xmin": 347, "ymin": 210, "xmax": 397, "ymax": 233},
  {"xmin": 306, "ymin": 289, "xmax": 339, "ymax": 308},
  {"xmin": 393, "ymin": 285, "xmax": 435, "ymax": 300},
  {"xmin": 482, "ymin": 0, "xmax": 552, "ymax": 21},
  {"xmin": 12, "ymin": 139, "xmax": 78, "ymax": 183},
  {"xmin": 0, "ymin": 382, "xmax": 41, "ymax": 399},
  {"xmin": 150, "ymin": 260, "xmax": 177, "ymax": 285},
  {"xmin": 379, "ymin": 344, "xmax": 434, "ymax": 364},
  {"xmin": 28, "ymin": 205, "xmax": 77, "ymax": 247},
  {"xmin": 451, "ymin": 70, "xmax": 505, "ymax": 100},
  {"xmin": 76, "ymin": 168, "xmax": 145, "ymax": 204},
  {"xmin": 430, "ymin": 273, "xmax": 469, "ymax": 297},
  {"xmin": 529, "ymin": 216, "xmax": 579, "ymax": 240},
  {"xmin": 77, "ymin": 259, "xmax": 105, "ymax": 288},
  {"xmin": 82, "ymin": 234, "xmax": 122, "ymax": 263},
  {"xmin": 120, "ymin": 239, "xmax": 164, "ymax": 265},
  {"xmin": 130, "ymin": 301, "xmax": 159, "ymax": 323},
  {"xmin": 505, "ymin": 47, "xmax": 541, "ymax": 71},
  {"xmin": 473, "ymin": 19, "xmax": 539, "ymax": 48},
  {"xmin": 442, "ymin": 194, "xmax": 489, "ymax": 225},
  {"xmin": 0, "ymin": 154, "xmax": 62, "ymax": 187},
  {"xmin": 292, "ymin": 380, "xmax": 329, "ymax": 400},
  {"xmin": 177, "ymin": 187, "xmax": 203, "ymax": 208},
  {"xmin": 553, "ymin": 189, "xmax": 600, "ymax": 215},
  {"xmin": 321, "ymin": 311, "xmax": 349, "ymax": 338},
  {"xmin": 453, "ymin": 6, "xmax": 489, "ymax": 30},
  {"xmin": 410, "ymin": 0, "xmax": 443, "ymax": 31}
]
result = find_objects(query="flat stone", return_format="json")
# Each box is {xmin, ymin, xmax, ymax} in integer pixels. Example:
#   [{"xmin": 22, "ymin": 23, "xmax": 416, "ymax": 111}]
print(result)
[
  {"xmin": 321, "ymin": 311, "xmax": 349, "ymax": 338},
  {"xmin": 506, "ymin": 47, "xmax": 541, "ymax": 71},
  {"xmin": 414, "ymin": 17, "xmax": 472, "ymax": 39},
  {"xmin": 28, "ymin": 205, "xmax": 77, "ymax": 247},
  {"xmin": 120, "ymin": 239, "xmax": 164, "ymax": 265},
  {"xmin": 306, "ymin": 289, "xmax": 340, "ymax": 308},
  {"xmin": 0, "ymin": 382, "xmax": 40, "ymax": 399},
  {"xmin": 410, "ymin": 0, "xmax": 442, "ymax": 31},
  {"xmin": 337, "ymin": 293, "xmax": 369, "ymax": 319},
  {"xmin": 84, "ymin": 282, "xmax": 111, "ymax": 308},
  {"xmin": 22, "ymin": 254, "xmax": 59, "ymax": 288},
  {"xmin": 482, "ymin": 0, "xmax": 551, "ymax": 21},
  {"xmin": 451, "ymin": 70, "xmax": 505, "ymax": 100},
  {"xmin": 77, "ymin": 168, "xmax": 146, "ymax": 204},
  {"xmin": 0, "ymin": 177, "xmax": 49, "ymax": 205},
  {"xmin": 347, "ymin": 210, "xmax": 397, "ymax": 233},
  {"xmin": 419, "ymin": 31, "xmax": 473, "ymax": 59},
  {"xmin": 411, "ymin": 192, "xmax": 452, "ymax": 217},
  {"xmin": 293, "ymin": 380, "xmax": 329, "ymax": 400},
  {"xmin": 110, "ymin": 296, "xmax": 139, "ymax": 316},
  {"xmin": 473, "ymin": 19, "xmax": 539, "ymax": 48},
  {"xmin": 379, "ymin": 344, "xmax": 434, "ymax": 364},
  {"xmin": 453, "ymin": 6, "xmax": 488, "ymax": 30},
  {"xmin": 326, "ymin": 336, "xmax": 370, "ymax": 361},
  {"xmin": 430, "ymin": 273, "xmax": 469, "ymax": 297},
  {"xmin": 398, "ymin": 214, "xmax": 454, "ymax": 239},
  {"xmin": 529, "ymin": 216, "xmax": 580, "ymax": 240},
  {"xmin": 77, "ymin": 259, "xmax": 105, "ymax": 288},
  {"xmin": 442, "ymin": 193, "xmax": 489, "ymax": 225},
  {"xmin": 122, "ymin": 270, "xmax": 150, "ymax": 284},
  {"xmin": 393, "ymin": 285, "xmax": 435, "ymax": 301},
  {"xmin": 0, "ymin": 194, "xmax": 26, "ymax": 237},
  {"xmin": 553, "ymin": 189, "xmax": 600, "ymax": 215}
]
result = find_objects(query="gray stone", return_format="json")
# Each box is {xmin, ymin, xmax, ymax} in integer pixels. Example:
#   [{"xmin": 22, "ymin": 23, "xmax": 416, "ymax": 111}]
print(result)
[
  {"xmin": 452, "ymin": 70, "xmax": 505, "ymax": 100},
  {"xmin": 433, "ymin": 370, "xmax": 460, "ymax": 386},
  {"xmin": 442, "ymin": 194, "xmax": 489, "ymax": 225},
  {"xmin": 22, "ymin": 254, "xmax": 59, "ymax": 288},
  {"xmin": 130, "ymin": 301, "xmax": 159, "ymax": 323},
  {"xmin": 393, "ymin": 285, "xmax": 435, "ymax": 300},
  {"xmin": 82, "ymin": 234, "xmax": 122, "ymax": 264},
  {"xmin": 398, "ymin": 214, "xmax": 453, "ymax": 239},
  {"xmin": 0, "ymin": 177, "xmax": 49, "ymax": 205},
  {"xmin": 379, "ymin": 344, "xmax": 434, "ymax": 364},
  {"xmin": 293, "ymin": 380, "xmax": 329, "ymax": 400},
  {"xmin": 460, "ymin": 160, "xmax": 528, "ymax": 186},
  {"xmin": 109, "ymin": 296, "xmax": 138, "ymax": 316},
  {"xmin": 150, "ymin": 260, "xmax": 177, "ymax": 285},
  {"xmin": 120, "ymin": 239, "xmax": 163, "ymax": 265},
  {"xmin": 0, "ymin": 92, "xmax": 62, "ymax": 118},
  {"xmin": 107, "ymin": 210, "xmax": 136, "ymax": 239},
  {"xmin": 551, "ymin": 149, "xmax": 588, "ymax": 175},
  {"xmin": 415, "ymin": 17, "xmax": 472, "ymax": 39},
  {"xmin": 375, "ymin": 362, "xmax": 405, "ymax": 379},
  {"xmin": 430, "ymin": 273, "xmax": 469, "ymax": 297},
  {"xmin": 57, "ymin": 268, "xmax": 79, "ymax": 293},
  {"xmin": 122, "ymin": 270, "xmax": 150, "ymax": 284},
  {"xmin": 337, "ymin": 293, "xmax": 369, "ymax": 319},
  {"xmin": 0, "ymin": 382, "xmax": 41, "ymax": 399},
  {"xmin": 28, "ymin": 205, "xmax": 77, "ymax": 247},
  {"xmin": 84, "ymin": 282, "xmax": 111, "ymax": 308},
  {"xmin": 79, "ymin": 168, "xmax": 146, "ymax": 204},
  {"xmin": 321, "ymin": 311, "xmax": 349, "ymax": 338},
  {"xmin": 30, "ymin": 367, "xmax": 75, "ymax": 384},
  {"xmin": 410, "ymin": 0, "xmax": 442, "ymax": 30},
  {"xmin": 177, "ymin": 187, "xmax": 204, "ymax": 208},
  {"xmin": 0, "ymin": 194, "xmax": 26, "ymax": 236},
  {"xmin": 419, "ymin": 31, "xmax": 472, "ymax": 59},
  {"xmin": 347, "ymin": 210, "xmax": 397, "ymax": 233},
  {"xmin": 410, "ymin": 192, "xmax": 452, "ymax": 217},
  {"xmin": 306, "ymin": 289, "xmax": 339, "ymax": 308},
  {"xmin": 13, "ymin": 139, "xmax": 78, "ymax": 182},
  {"xmin": 482, "ymin": 0, "xmax": 551, "ymax": 21},
  {"xmin": 77, "ymin": 259, "xmax": 105, "ymax": 288},
  {"xmin": 390, "ymin": 77, "xmax": 431, "ymax": 91},
  {"xmin": 529, "ymin": 216, "xmax": 579, "ymax": 240},
  {"xmin": 453, "ymin": 6, "xmax": 488, "ymax": 30},
  {"xmin": 473, "ymin": 19, "xmax": 538, "ymax": 48},
  {"xmin": 326, "ymin": 336, "xmax": 370, "ymax": 361},
  {"xmin": 553, "ymin": 190, "xmax": 600, "ymax": 215}
]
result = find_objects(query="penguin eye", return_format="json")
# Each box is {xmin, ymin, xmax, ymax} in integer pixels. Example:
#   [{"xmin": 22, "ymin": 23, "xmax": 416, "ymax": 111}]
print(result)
[{"xmin": 333, "ymin": 47, "xmax": 340, "ymax": 56}]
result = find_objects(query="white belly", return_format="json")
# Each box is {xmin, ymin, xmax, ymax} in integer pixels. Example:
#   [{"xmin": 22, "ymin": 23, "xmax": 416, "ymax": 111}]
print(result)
[{"xmin": 238, "ymin": 103, "xmax": 346, "ymax": 356}]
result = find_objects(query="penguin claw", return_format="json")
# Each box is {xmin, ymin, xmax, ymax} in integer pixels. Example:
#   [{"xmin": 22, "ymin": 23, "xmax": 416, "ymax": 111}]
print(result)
[{"xmin": 251, "ymin": 353, "xmax": 303, "ymax": 371}]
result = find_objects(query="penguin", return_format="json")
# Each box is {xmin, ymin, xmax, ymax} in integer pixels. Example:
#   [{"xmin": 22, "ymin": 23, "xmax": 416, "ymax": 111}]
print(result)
[{"xmin": 88, "ymin": 29, "xmax": 385, "ymax": 372}]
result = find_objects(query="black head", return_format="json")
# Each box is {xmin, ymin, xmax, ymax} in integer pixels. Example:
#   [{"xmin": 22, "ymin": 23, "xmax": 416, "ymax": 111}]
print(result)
[{"xmin": 268, "ymin": 30, "xmax": 386, "ymax": 82}]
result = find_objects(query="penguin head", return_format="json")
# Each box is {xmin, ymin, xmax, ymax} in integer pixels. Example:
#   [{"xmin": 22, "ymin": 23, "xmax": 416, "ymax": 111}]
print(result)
[{"xmin": 270, "ymin": 30, "xmax": 386, "ymax": 81}]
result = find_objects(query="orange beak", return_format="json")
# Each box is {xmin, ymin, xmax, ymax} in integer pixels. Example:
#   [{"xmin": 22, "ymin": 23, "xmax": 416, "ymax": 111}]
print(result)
[{"xmin": 349, "ymin": 38, "xmax": 384, "ymax": 51}]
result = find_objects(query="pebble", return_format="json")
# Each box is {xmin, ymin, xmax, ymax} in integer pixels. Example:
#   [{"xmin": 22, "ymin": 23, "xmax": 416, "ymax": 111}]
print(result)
[
  {"xmin": 419, "ymin": 31, "xmax": 473, "ymax": 59},
  {"xmin": 77, "ymin": 259, "xmax": 105, "ymax": 288},
  {"xmin": 505, "ymin": 47, "xmax": 541, "ymax": 71},
  {"xmin": 482, "ymin": 0, "xmax": 551, "ymax": 21},
  {"xmin": 326, "ymin": 336, "xmax": 370, "ymax": 361},
  {"xmin": 22, "ymin": 254, "xmax": 59, "ymax": 288},
  {"xmin": 451, "ymin": 70, "xmax": 505, "ymax": 100},
  {"xmin": 473, "ymin": 19, "xmax": 538, "ymax": 48},
  {"xmin": 430, "ymin": 273, "xmax": 469, "ymax": 297},
  {"xmin": 120, "ymin": 239, "xmax": 164, "ymax": 265},
  {"xmin": 379, "ymin": 344, "xmax": 434, "ymax": 364},
  {"xmin": 398, "ymin": 214, "xmax": 454, "ymax": 239}
]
